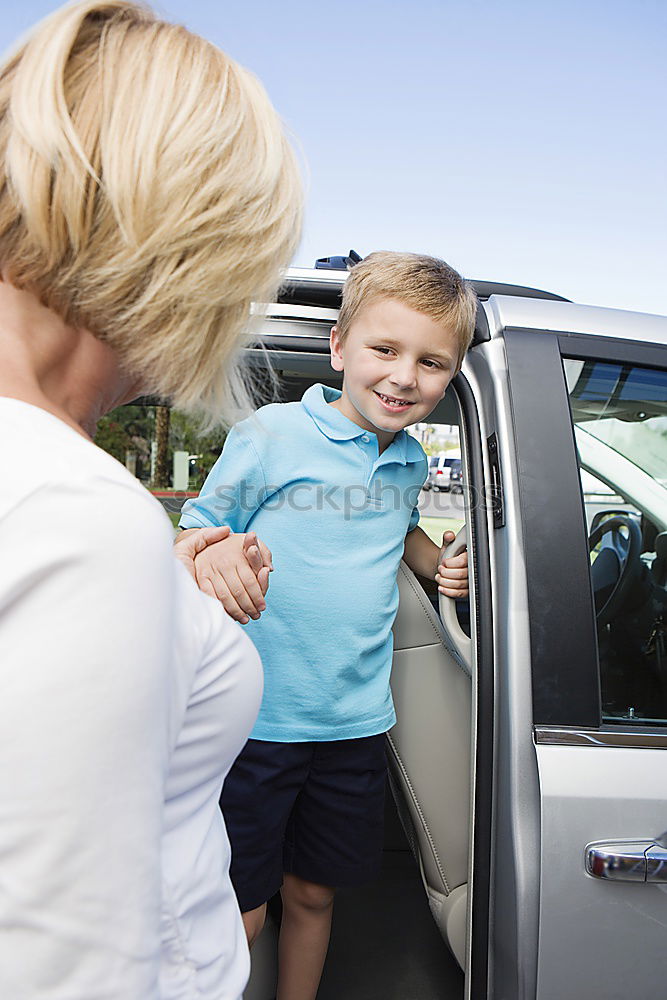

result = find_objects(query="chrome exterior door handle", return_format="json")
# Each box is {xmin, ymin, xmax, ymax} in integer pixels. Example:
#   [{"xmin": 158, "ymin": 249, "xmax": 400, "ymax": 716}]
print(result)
[
  {"xmin": 646, "ymin": 844, "xmax": 667, "ymax": 882},
  {"xmin": 586, "ymin": 840, "xmax": 667, "ymax": 883}
]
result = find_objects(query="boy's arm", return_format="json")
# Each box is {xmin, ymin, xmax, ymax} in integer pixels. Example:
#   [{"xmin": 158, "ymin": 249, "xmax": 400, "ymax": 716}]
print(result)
[
  {"xmin": 178, "ymin": 424, "xmax": 267, "ymax": 535},
  {"xmin": 403, "ymin": 526, "xmax": 469, "ymax": 598}
]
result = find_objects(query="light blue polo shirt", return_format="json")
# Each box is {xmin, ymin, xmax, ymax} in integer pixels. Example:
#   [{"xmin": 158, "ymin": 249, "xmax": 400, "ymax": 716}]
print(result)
[{"xmin": 179, "ymin": 384, "xmax": 428, "ymax": 742}]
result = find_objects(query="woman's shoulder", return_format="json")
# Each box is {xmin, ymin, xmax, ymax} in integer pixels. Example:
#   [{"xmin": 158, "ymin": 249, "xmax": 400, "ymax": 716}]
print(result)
[{"xmin": 0, "ymin": 397, "xmax": 163, "ymax": 528}]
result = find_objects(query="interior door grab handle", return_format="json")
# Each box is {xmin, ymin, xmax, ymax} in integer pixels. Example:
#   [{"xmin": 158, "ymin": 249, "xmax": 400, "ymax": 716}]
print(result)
[
  {"xmin": 439, "ymin": 525, "xmax": 472, "ymax": 674},
  {"xmin": 586, "ymin": 838, "xmax": 667, "ymax": 883}
]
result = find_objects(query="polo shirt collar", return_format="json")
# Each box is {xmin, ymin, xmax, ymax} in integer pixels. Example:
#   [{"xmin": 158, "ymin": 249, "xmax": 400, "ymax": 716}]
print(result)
[
  {"xmin": 302, "ymin": 383, "xmax": 363, "ymax": 441},
  {"xmin": 301, "ymin": 384, "xmax": 423, "ymax": 466}
]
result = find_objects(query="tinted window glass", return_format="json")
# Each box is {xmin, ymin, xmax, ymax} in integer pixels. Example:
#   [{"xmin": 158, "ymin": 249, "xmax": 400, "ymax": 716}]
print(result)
[{"xmin": 564, "ymin": 358, "xmax": 667, "ymax": 725}]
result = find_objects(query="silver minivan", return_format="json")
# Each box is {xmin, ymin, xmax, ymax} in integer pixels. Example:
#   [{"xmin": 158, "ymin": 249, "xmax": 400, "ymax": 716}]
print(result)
[{"xmin": 239, "ymin": 265, "xmax": 667, "ymax": 1000}]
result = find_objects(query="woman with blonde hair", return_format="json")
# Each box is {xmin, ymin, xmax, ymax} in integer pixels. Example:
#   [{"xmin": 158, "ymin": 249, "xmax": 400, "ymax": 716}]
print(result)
[{"xmin": 0, "ymin": 2, "xmax": 301, "ymax": 997}]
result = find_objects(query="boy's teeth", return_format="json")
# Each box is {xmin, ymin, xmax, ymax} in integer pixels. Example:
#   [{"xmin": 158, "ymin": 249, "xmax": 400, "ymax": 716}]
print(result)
[{"xmin": 378, "ymin": 392, "xmax": 409, "ymax": 407}]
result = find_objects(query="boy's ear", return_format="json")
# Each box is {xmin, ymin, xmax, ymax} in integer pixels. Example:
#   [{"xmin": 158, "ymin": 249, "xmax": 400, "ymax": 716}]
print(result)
[{"xmin": 330, "ymin": 325, "xmax": 344, "ymax": 372}]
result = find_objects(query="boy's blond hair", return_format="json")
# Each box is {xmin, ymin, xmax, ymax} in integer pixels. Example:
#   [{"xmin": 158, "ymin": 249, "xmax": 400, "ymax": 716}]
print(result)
[
  {"xmin": 0, "ymin": 0, "xmax": 302, "ymax": 422},
  {"xmin": 336, "ymin": 251, "xmax": 477, "ymax": 372}
]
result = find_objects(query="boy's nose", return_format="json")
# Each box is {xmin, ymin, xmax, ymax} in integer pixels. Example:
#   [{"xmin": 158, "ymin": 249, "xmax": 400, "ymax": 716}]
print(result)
[{"xmin": 389, "ymin": 363, "xmax": 418, "ymax": 389}]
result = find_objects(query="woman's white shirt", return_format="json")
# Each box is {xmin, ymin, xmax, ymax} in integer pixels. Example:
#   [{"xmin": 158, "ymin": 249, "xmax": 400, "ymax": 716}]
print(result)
[{"xmin": 0, "ymin": 398, "xmax": 262, "ymax": 999}]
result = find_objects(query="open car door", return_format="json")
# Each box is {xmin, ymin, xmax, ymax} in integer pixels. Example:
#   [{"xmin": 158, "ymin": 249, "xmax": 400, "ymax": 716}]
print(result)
[{"xmin": 473, "ymin": 303, "xmax": 667, "ymax": 1000}]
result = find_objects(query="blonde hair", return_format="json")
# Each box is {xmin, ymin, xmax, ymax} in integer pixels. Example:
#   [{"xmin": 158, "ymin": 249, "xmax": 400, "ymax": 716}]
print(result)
[
  {"xmin": 336, "ymin": 251, "xmax": 477, "ymax": 372},
  {"xmin": 0, "ymin": 0, "xmax": 302, "ymax": 422}
]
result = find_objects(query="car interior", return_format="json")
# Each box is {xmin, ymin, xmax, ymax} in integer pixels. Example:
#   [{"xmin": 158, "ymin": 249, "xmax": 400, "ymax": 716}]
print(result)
[{"xmin": 565, "ymin": 359, "xmax": 667, "ymax": 725}]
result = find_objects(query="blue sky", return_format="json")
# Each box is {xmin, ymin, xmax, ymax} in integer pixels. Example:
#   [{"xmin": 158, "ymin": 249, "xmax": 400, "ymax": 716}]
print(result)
[{"xmin": 2, "ymin": 0, "xmax": 666, "ymax": 315}]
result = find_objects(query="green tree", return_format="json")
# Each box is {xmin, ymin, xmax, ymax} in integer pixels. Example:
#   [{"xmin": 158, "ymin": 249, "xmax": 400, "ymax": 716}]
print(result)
[
  {"xmin": 153, "ymin": 405, "xmax": 170, "ymax": 489},
  {"xmin": 93, "ymin": 417, "xmax": 131, "ymax": 463},
  {"xmin": 94, "ymin": 404, "xmax": 154, "ymax": 478},
  {"xmin": 95, "ymin": 403, "xmax": 227, "ymax": 489}
]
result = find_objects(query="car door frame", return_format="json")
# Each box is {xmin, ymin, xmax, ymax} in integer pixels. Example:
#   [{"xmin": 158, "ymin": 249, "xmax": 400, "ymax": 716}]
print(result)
[
  {"xmin": 448, "ymin": 370, "xmax": 495, "ymax": 1000},
  {"xmin": 485, "ymin": 326, "xmax": 667, "ymax": 999}
]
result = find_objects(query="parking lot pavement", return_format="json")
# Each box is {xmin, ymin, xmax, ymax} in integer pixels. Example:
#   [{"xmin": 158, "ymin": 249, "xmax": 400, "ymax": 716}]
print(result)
[{"xmin": 418, "ymin": 489, "xmax": 466, "ymax": 545}]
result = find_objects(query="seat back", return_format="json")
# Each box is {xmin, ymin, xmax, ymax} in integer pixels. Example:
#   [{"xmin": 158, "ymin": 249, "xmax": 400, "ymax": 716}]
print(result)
[{"xmin": 388, "ymin": 560, "xmax": 472, "ymax": 967}]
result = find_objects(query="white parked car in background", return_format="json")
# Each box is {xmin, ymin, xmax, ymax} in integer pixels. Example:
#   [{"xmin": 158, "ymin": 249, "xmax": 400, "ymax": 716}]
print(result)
[{"xmin": 424, "ymin": 453, "xmax": 462, "ymax": 492}]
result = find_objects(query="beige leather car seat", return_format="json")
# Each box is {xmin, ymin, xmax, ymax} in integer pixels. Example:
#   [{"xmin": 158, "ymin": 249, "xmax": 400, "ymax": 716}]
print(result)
[{"xmin": 387, "ymin": 561, "xmax": 472, "ymax": 969}]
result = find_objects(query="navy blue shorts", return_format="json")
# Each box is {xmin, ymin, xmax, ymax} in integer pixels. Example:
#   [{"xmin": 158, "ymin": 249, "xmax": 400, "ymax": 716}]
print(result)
[{"xmin": 220, "ymin": 734, "xmax": 387, "ymax": 913}]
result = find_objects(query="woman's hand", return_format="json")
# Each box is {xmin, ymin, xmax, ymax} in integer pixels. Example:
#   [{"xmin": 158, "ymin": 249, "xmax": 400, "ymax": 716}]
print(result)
[{"xmin": 173, "ymin": 525, "xmax": 232, "ymax": 580}]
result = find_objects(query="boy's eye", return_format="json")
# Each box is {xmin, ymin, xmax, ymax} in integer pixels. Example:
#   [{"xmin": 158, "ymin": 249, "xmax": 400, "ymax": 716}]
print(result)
[
  {"xmin": 372, "ymin": 346, "xmax": 393, "ymax": 355},
  {"xmin": 420, "ymin": 358, "xmax": 441, "ymax": 369}
]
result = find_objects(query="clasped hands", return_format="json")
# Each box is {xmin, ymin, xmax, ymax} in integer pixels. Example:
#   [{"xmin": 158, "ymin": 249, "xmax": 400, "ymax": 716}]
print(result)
[
  {"xmin": 175, "ymin": 526, "xmax": 468, "ymax": 625},
  {"xmin": 174, "ymin": 526, "xmax": 273, "ymax": 625}
]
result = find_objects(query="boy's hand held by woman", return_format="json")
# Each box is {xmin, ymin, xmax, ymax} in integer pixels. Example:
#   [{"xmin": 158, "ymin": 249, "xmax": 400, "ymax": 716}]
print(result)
[{"xmin": 180, "ymin": 528, "xmax": 273, "ymax": 624}]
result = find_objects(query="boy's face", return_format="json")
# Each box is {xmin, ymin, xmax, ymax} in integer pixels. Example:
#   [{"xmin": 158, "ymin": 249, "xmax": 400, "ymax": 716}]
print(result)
[{"xmin": 329, "ymin": 298, "xmax": 457, "ymax": 448}]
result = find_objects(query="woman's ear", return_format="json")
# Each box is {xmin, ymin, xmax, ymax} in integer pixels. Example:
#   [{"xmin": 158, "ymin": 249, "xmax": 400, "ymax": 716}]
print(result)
[{"xmin": 330, "ymin": 325, "xmax": 344, "ymax": 372}]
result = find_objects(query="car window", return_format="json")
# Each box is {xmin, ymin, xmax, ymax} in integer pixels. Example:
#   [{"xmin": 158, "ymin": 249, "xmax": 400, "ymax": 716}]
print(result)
[
  {"xmin": 580, "ymin": 468, "xmax": 638, "ymax": 530},
  {"xmin": 564, "ymin": 358, "xmax": 667, "ymax": 725},
  {"xmin": 410, "ymin": 423, "xmax": 465, "ymax": 544}
]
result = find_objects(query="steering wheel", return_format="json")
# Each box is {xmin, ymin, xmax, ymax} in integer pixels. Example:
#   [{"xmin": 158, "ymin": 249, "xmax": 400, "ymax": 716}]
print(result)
[{"xmin": 588, "ymin": 515, "xmax": 643, "ymax": 627}]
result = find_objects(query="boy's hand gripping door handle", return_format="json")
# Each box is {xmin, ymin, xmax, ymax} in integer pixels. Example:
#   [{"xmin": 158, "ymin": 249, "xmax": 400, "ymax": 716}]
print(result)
[{"xmin": 438, "ymin": 525, "xmax": 473, "ymax": 674}]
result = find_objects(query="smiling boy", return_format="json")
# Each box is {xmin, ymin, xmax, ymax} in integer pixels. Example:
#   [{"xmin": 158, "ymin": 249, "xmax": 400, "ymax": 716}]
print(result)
[
  {"xmin": 329, "ymin": 288, "xmax": 469, "ymax": 582},
  {"xmin": 179, "ymin": 251, "xmax": 476, "ymax": 1000}
]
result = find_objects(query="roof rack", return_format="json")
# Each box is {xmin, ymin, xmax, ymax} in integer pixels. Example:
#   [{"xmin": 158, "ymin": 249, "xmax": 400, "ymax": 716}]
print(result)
[{"xmin": 278, "ymin": 269, "xmax": 569, "ymax": 309}]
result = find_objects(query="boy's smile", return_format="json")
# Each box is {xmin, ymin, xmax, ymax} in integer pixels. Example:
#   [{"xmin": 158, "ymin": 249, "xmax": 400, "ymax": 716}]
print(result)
[{"xmin": 329, "ymin": 298, "xmax": 457, "ymax": 451}]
